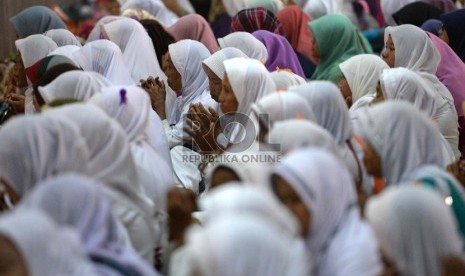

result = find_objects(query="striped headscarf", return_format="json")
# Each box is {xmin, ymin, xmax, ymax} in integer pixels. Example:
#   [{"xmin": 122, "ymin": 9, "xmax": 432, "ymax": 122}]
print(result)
[{"xmin": 231, "ymin": 7, "xmax": 282, "ymax": 34}]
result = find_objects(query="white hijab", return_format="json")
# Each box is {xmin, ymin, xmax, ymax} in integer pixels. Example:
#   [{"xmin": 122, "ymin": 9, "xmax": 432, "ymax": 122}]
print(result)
[
  {"xmin": 48, "ymin": 45, "xmax": 80, "ymax": 65},
  {"xmin": 269, "ymin": 71, "xmax": 306, "ymax": 91},
  {"xmin": 73, "ymin": 39, "xmax": 135, "ymax": 85},
  {"xmin": 0, "ymin": 115, "xmax": 89, "ymax": 198},
  {"xmin": 120, "ymin": 0, "xmax": 179, "ymax": 26},
  {"xmin": 87, "ymin": 16, "xmax": 124, "ymax": 42},
  {"xmin": 266, "ymin": 119, "xmax": 342, "ymax": 157},
  {"xmin": 0, "ymin": 209, "xmax": 98, "ymax": 276},
  {"xmin": 223, "ymin": 57, "xmax": 276, "ymax": 142},
  {"xmin": 380, "ymin": 0, "xmax": 415, "ymax": 26},
  {"xmin": 271, "ymin": 148, "xmax": 382, "ymax": 276},
  {"xmin": 354, "ymin": 101, "xmax": 449, "ymax": 185},
  {"xmin": 339, "ymin": 54, "xmax": 389, "ymax": 103},
  {"xmin": 103, "ymin": 17, "xmax": 165, "ymax": 82},
  {"xmin": 386, "ymin": 24, "xmax": 456, "ymax": 105},
  {"xmin": 303, "ymin": 0, "xmax": 357, "ymax": 24},
  {"xmin": 171, "ymin": 214, "xmax": 308, "ymax": 276},
  {"xmin": 221, "ymin": 0, "xmax": 249, "ymax": 17},
  {"xmin": 15, "ymin": 34, "xmax": 58, "ymax": 68},
  {"xmin": 218, "ymin": 32, "xmax": 269, "ymax": 63},
  {"xmin": 22, "ymin": 173, "xmax": 158, "ymax": 276},
  {"xmin": 90, "ymin": 86, "xmax": 175, "ymax": 210},
  {"xmin": 251, "ymin": 92, "xmax": 316, "ymax": 131},
  {"xmin": 38, "ymin": 71, "xmax": 113, "ymax": 104},
  {"xmin": 202, "ymin": 47, "xmax": 248, "ymax": 80},
  {"xmin": 44, "ymin": 29, "xmax": 82, "ymax": 47},
  {"xmin": 366, "ymin": 185, "xmax": 463, "ymax": 276}
]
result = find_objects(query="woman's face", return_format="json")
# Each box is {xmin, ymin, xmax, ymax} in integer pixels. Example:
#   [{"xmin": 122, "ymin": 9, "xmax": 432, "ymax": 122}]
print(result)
[
  {"xmin": 210, "ymin": 166, "xmax": 241, "ymax": 189},
  {"xmin": 0, "ymin": 235, "xmax": 28, "ymax": 276},
  {"xmin": 12, "ymin": 54, "xmax": 27, "ymax": 88},
  {"xmin": 219, "ymin": 73, "xmax": 239, "ymax": 114},
  {"xmin": 361, "ymin": 140, "xmax": 382, "ymax": 178},
  {"xmin": 162, "ymin": 52, "xmax": 182, "ymax": 92},
  {"xmin": 272, "ymin": 175, "xmax": 311, "ymax": 237},
  {"xmin": 439, "ymin": 27, "xmax": 450, "ymax": 45},
  {"xmin": 203, "ymin": 65, "xmax": 222, "ymax": 103},
  {"xmin": 311, "ymin": 37, "xmax": 320, "ymax": 59},
  {"xmin": 338, "ymin": 75, "xmax": 352, "ymax": 107},
  {"xmin": 382, "ymin": 35, "xmax": 396, "ymax": 68},
  {"xmin": 0, "ymin": 178, "xmax": 19, "ymax": 212},
  {"xmin": 371, "ymin": 82, "xmax": 385, "ymax": 105}
]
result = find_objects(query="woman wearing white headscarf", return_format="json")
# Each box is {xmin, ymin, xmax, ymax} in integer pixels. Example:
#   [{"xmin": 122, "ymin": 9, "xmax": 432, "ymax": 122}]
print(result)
[
  {"xmin": 48, "ymin": 45, "xmax": 81, "ymax": 65},
  {"xmin": 102, "ymin": 17, "xmax": 165, "ymax": 83},
  {"xmin": 43, "ymin": 104, "xmax": 157, "ymax": 263},
  {"xmin": 90, "ymin": 86, "xmax": 175, "ymax": 212},
  {"xmin": 73, "ymin": 40, "xmax": 135, "ymax": 85},
  {"xmin": 87, "ymin": 16, "xmax": 124, "ymax": 42},
  {"xmin": 355, "ymin": 101, "xmax": 451, "ymax": 186},
  {"xmin": 221, "ymin": 0, "xmax": 249, "ymax": 17},
  {"xmin": 380, "ymin": 0, "xmax": 415, "ymax": 26},
  {"xmin": 382, "ymin": 24, "xmax": 459, "ymax": 132},
  {"xmin": 304, "ymin": 0, "xmax": 358, "ymax": 24},
  {"xmin": 160, "ymin": 39, "xmax": 216, "ymax": 148},
  {"xmin": 269, "ymin": 70, "xmax": 306, "ymax": 91},
  {"xmin": 266, "ymin": 119, "xmax": 342, "ymax": 157},
  {"xmin": 202, "ymin": 47, "xmax": 248, "ymax": 103},
  {"xmin": 338, "ymin": 54, "xmax": 390, "ymax": 111},
  {"xmin": 271, "ymin": 148, "xmax": 382, "ymax": 276},
  {"xmin": 289, "ymin": 81, "xmax": 365, "ymax": 186},
  {"xmin": 22, "ymin": 174, "xmax": 158, "ymax": 276},
  {"xmin": 251, "ymin": 92, "xmax": 316, "ymax": 142},
  {"xmin": 15, "ymin": 35, "xmax": 58, "ymax": 72},
  {"xmin": 37, "ymin": 71, "xmax": 112, "ymax": 105},
  {"xmin": 170, "ymin": 214, "xmax": 308, "ymax": 276},
  {"xmin": 119, "ymin": 0, "xmax": 179, "ymax": 26},
  {"xmin": 0, "ymin": 209, "xmax": 98, "ymax": 276},
  {"xmin": 377, "ymin": 67, "xmax": 460, "ymax": 159},
  {"xmin": 247, "ymin": 0, "xmax": 284, "ymax": 14},
  {"xmin": 44, "ymin": 29, "xmax": 82, "ymax": 47},
  {"xmin": 365, "ymin": 185, "xmax": 463, "ymax": 276},
  {"xmin": 218, "ymin": 32, "xmax": 269, "ymax": 63},
  {"xmin": 0, "ymin": 115, "xmax": 89, "ymax": 206}
]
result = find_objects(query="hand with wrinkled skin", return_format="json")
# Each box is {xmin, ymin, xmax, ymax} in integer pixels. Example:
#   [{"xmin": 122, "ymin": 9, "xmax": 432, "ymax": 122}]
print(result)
[
  {"xmin": 141, "ymin": 76, "xmax": 166, "ymax": 120},
  {"xmin": 6, "ymin": 94, "xmax": 25, "ymax": 114},
  {"xmin": 184, "ymin": 104, "xmax": 223, "ymax": 153}
]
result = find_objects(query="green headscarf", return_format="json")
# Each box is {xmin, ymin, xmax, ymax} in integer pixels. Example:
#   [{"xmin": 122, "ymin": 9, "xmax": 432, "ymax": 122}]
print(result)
[{"xmin": 308, "ymin": 14, "xmax": 366, "ymax": 84}]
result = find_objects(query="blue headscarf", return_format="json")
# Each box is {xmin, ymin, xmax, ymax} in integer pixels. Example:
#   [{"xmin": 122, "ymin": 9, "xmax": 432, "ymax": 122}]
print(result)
[
  {"xmin": 10, "ymin": 6, "xmax": 67, "ymax": 38},
  {"xmin": 421, "ymin": 19, "xmax": 443, "ymax": 37}
]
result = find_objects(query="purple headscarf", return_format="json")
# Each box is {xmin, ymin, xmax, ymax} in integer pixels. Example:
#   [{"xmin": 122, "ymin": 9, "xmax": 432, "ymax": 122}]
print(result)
[
  {"xmin": 421, "ymin": 19, "xmax": 442, "ymax": 36},
  {"xmin": 252, "ymin": 30, "xmax": 305, "ymax": 78}
]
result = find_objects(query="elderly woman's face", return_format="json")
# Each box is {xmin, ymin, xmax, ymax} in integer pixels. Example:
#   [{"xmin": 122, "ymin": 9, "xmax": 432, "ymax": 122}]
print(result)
[
  {"xmin": 0, "ymin": 235, "xmax": 28, "ymax": 276},
  {"xmin": 338, "ymin": 75, "xmax": 352, "ymax": 107},
  {"xmin": 162, "ymin": 52, "xmax": 182, "ymax": 92},
  {"xmin": 203, "ymin": 65, "xmax": 222, "ymax": 103},
  {"xmin": 272, "ymin": 175, "xmax": 311, "ymax": 237},
  {"xmin": 218, "ymin": 73, "xmax": 239, "ymax": 114},
  {"xmin": 382, "ymin": 35, "xmax": 395, "ymax": 68}
]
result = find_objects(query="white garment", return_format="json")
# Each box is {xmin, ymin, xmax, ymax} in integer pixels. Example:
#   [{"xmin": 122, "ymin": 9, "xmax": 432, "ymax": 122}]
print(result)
[
  {"xmin": 0, "ymin": 115, "xmax": 89, "ymax": 197},
  {"xmin": 271, "ymin": 148, "xmax": 382, "ymax": 276},
  {"xmin": 38, "ymin": 71, "xmax": 112, "ymax": 104},
  {"xmin": 90, "ymin": 86, "xmax": 175, "ymax": 212},
  {"xmin": 380, "ymin": 0, "xmax": 415, "ymax": 26},
  {"xmin": 120, "ymin": 0, "xmax": 179, "ymax": 27},
  {"xmin": 168, "ymin": 39, "xmax": 217, "ymax": 142},
  {"xmin": 349, "ymin": 95, "xmax": 374, "ymax": 115},
  {"xmin": 365, "ymin": 185, "xmax": 463, "ymax": 276},
  {"xmin": 221, "ymin": 0, "xmax": 249, "ymax": 17},
  {"xmin": 44, "ymin": 29, "xmax": 82, "ymax": 47},
  {"xmin": 15, "ymin": 34, "xmax": 58, "ymax": 82},
  {"xmin": 48, "ymin": 45, "xmax": 80, "ymax": 65},
  {"xmin": 170, "ymin": 145, "xmax": 203, "ymax": 193},
  {"xmin": 103, "ymin": 17, "xmax": 166, "ymax": 83},
  {"xmin": 288, "ymin": 81, "xmax": 361, "ymax": 181},
  {"xmin": 354, "ymin": 101, "xmax": 449, "ymax": 185},
  {"xmin": 218, "ymin": 32, "xmax": 269, "ymax": 63},
  {"xmin": 339, "ymin": 54, "xmax": 389, "ymax": 103},
  {"xmin": 73, "ymin": 39, "xmax": 135, "ymax": 85},
  {"xmin": 170, "ymin": 215, "xmax": 308, "ymax": 276},
  {"xmin": 380, "ymin": 67, "xmax": 460, "ymax": 159},
  {"xmin": 223, "ymin": 57, "xmax": 276, "ymax": 142},
  {"xmin": 304, "ymin": 0, "xmax": 357, "ymax": 24},
  {"xmin": 22, "ymin": 173, "xmax": 158, "ymax": 276},
  {"xmin": 0, "ymin": 209, "xmax": 98, "ymax": 276},
  {"xmin": 246, "ymin": 0, "xmax": 284, "ymax": 14},
  {"xmin": 43, "ymin": 104, "xmax": 156, "ymax": 263},
  {"xmin": 87, "ymin": 16, "xmax": 124, "ymax": 42},
  {"xmin": 202, "ymin": 47, "xmax": 248, "ymax": 80},
  {"xmin": 251, "ymin": 92, "xmax": 316, "ymax": 138},
  {"xmin": 266, "ymin": 119, "xmax": 343, "ymax": 158},
  {"xmin": 270, "ymin": 71, "xmax": 306, "ymax": 91}
]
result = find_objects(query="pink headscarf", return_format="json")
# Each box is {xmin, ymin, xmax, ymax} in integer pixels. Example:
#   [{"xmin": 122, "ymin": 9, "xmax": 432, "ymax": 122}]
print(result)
[
  {"xmin": 167, "ymin": 14, "xmax": 219, "ymax": 53},
  {"xmin": 427, "ymin": 32, "xmax": 465, "ymax": 117},
  {"xmin": 276, "ymin": 5, "xmax": 313, "ymax": 61}
]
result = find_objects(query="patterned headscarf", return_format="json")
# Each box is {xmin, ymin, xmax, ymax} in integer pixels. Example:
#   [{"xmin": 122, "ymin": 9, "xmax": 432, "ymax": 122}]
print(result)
[{"xmin": 231, "ymin": 8, "xmax": 282, "ymax": 34}]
